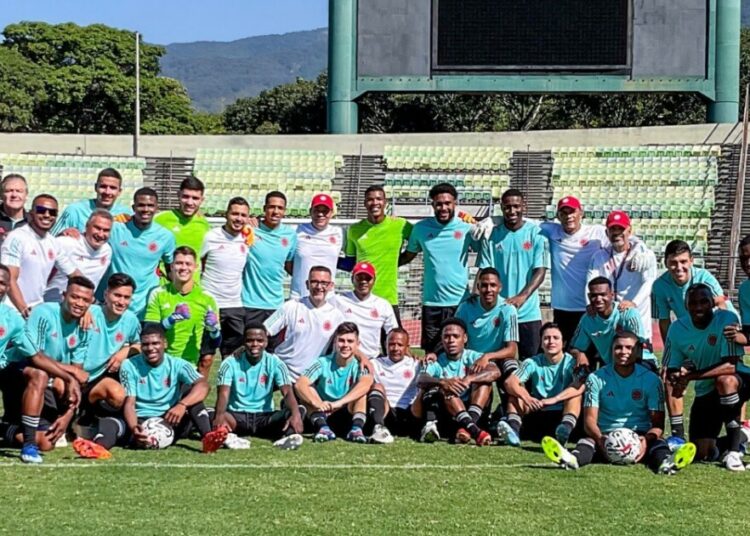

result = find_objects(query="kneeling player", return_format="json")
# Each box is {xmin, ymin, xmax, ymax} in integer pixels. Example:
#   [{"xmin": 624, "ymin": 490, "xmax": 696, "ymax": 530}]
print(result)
[
  {"xmin": 498, "ymin": 323, "xmax": 583, "ymax": 446},
  {"xmin": 367, "ymin": 328, "xmax": 420, "ymax": 443},
  {"xmin": 213, "ymin": 324, "xmax": 304, "ymax": 450},
  {"xmin": 413, "ymin": 318, "xmax": 499, "ymax": 446},
  {"xmin": 295, "ymin": 322, "xmax": 373, "ymax": 443},
  {"xmin": 543, "ymin": 331, "xmax": 695, "ymax": 474}
]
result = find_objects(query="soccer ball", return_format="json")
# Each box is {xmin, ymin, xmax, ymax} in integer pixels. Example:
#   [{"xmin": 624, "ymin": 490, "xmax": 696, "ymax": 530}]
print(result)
[
  {"xmin": 141, "ymin": 417, "xmax": 175, "ymax": 449},
  {"xmin": 604, "ymin": 428, "xmax": 642, "ymax": 465}
]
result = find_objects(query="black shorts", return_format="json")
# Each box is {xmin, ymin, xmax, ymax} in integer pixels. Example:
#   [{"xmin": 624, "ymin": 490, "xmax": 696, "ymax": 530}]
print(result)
[
  {"xmin": 229, "ymin": 410, "xmax": 288, "ymax": 439},
  {"xmin": 82, "ymin": 371, "xmax": 120, "ymax": 402},
  {"xmin": 384, "ymin": 406, "xmax": 418, "ymax": 438},
  {"xmin": 421, "ymin": 305, "xmax": 458, "ymax": 353},
  {"xmin": 553, "ymin": 309, "xmax": 585, "ymax": 350},
  {"xmin": 520, "ymin": 410, "xmax": 563, "ymax": 442},
  {"xmin": 244, "ymin": 308, "xmax": 282, "ymax": 351},
  {"xmin": 518, "ymin": 320, "xmax": 542, "ymax": 360},
  {"xmin": 0, "ymin": 361, "xmax": 27, "ymax": 423},
  {"xmin": 690, "ymin": 373, "xmax": 750, "ymax": 441},
  {"xmin": 219, "ymin": 307, "xmax": 245, "ymax": 358},
  {"xmin": 321, "ymin": 407, "xmax": 356, "ymax": 437}
]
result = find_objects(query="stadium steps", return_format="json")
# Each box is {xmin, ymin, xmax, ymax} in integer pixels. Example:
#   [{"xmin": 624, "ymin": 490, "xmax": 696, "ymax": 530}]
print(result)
[
  {"xmin": 508, "ymin": 150, "xmax": 553, "ymax": 219},
  {"xmin": 337, "ymin": 154, "xmax": 385, "ymax": 219},
  {"xmin": 143, "ymin": 157, "xmax": 195, "ymax": 211}
]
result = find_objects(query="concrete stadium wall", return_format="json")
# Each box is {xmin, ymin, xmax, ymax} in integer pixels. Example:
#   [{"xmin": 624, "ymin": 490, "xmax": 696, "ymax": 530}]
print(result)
[{"xmin": 0, "ymin": 123, "xmax": 742, "ymax": 157}]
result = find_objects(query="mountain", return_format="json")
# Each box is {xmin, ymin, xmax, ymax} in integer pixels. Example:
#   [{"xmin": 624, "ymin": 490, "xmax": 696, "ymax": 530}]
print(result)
[
  {"xmin": 744, "ymin": 0, "xmax": 750, "ymax": 27},
  {"xmin": 161, "ymin": 28, "xmax": 327, "ymax": 113}
]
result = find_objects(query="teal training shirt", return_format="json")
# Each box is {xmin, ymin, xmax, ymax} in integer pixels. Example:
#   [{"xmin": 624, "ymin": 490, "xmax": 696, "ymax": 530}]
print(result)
[
  {"xmin": 241, "ymin": 223, "xmax": 297, "ymax": 309},
  {"xmin": 303, "ymin": 353, "xmax": 367, "ymax": 402},
  {"xmin": 0, "ymin": 303, "xmax": 38, "ymax": 369},
  {"xmin": 424, "ymin": 348, "xmax": 483, "ymax": 401},
  {"xmin": 570, "ymin": 306, "xmax": 656, "ymax": 366},
  {"xmin": 455, "ymin": 296, "xmax": 519, "ymax": 353},
  {"xmin": 23, "ymin": 302, "xmax": 88, "ymax": 365},
  {"xmin": 514, "ymin": 352, "xmax": 576, "ymax": 411},
  {"xmin": 651, "ymin": 267, "xmax": 733, "ymax": 320},
  {"xmin": 217, "ymin": 350, "xmax": 292, "ymax": 413},
  {"xmin": 84, "ymin": 305, "xmax": 141, "ymax": 380},
  {"xmin": 52, "ymin": 199, "xmax": 130, "ymax": 235}
]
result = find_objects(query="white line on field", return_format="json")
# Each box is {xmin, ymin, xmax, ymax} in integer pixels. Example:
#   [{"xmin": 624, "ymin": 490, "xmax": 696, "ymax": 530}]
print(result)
[{"xmin": 0, "ymin": 462, "xmax": 552, "ymax": 470}]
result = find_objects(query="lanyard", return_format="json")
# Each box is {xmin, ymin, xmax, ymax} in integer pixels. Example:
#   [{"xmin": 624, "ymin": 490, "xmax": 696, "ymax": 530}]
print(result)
[{"xmin": 610, "ymin": 245, "xmax": 635, "ymax": 295}]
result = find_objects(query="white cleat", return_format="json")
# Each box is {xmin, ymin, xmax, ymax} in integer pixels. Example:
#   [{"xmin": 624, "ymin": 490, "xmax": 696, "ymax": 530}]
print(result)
[
  {"xmin": 420, "ymin": 421, "xmax": 440, "ymax": 443},
  {"xmin": 274, "ymin": 433, "xmax": 304, "ymax": 450},
  {"xmin": 54, "ymin": 435, "xmax": 68, "ymax": 448},
  {"xmin": 724, "ymin": 451, "xmax": 745, "ymax": 472},
  {"xmin": 223, "ymin": 433, "xmax": 251, "ymax": 450},
  {"xmin": 369, "ymin": 424, "xmax": 395, "ymax": 444}
]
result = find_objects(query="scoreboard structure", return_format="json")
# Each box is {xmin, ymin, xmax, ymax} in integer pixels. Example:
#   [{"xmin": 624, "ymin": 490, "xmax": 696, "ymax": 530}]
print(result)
[{"xmin": 327, "ymin": 0, "xmax": 740, "ymax": 133}]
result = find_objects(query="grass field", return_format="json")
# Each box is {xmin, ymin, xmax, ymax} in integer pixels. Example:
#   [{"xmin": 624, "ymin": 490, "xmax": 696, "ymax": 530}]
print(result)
[{"xmin": 1, "ymin": 358, "xmax": 749, "ymax": 535}]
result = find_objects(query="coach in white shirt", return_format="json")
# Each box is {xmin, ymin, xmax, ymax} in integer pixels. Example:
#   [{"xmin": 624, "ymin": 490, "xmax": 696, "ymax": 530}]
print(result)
[
  {"xmin": 290, "ymin": 193, "xmax": 342, "ymax": 299},
  {"xmin": 200, "ymin": 196, "xmax": 250, "ymax": 356},
  {"xmin": 331, "ymin": 261, "xmax": 398, "ymax": 359},
  {"xmin": 1, "ymin": 194, "xmax": 78, "ymax": 317},
  {"xmin": 44, "ymin": 209, "xmax": 113, "ymax": 303}
]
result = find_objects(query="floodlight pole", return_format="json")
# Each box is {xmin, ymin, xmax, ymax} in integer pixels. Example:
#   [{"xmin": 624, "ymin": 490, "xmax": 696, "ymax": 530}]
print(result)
[
  {"xmin": 327, "ymin": 0, "xmax": 358, "ymax": 134},
  {"xmin": 134, "ymin": 31, "xmax": 141, "ymax": 156},
  {"xmin": 708, "ymin": 0, "xmax": 740, "ymax": 123}
]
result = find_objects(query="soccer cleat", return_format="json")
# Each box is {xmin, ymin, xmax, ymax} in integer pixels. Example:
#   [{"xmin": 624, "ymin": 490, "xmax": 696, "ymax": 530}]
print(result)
[
  {"xmin": 455, "ymin": 427, "xmax": 472, "ymax": 444},
  {"xmin": 658, "ymin": 441, "xmax": 696, "ymax": 475},
  {"xmin": 724, "ymin": 451, "xmax": 746, "ymax": 472},
  {"xmin": 274, "ymin": 433, "xmax": 304, "ymax": 450},
  {"xmin": 740, "ymin": 422, "xmax": 750, "ymax": 453},
  {"xmin": 54, "ymin": 435, "xmax": 68, "ymax": 448},
  {"xmin": 346, "ymin": 426, "xmax": 367, "ymax": 443},
  {"xmin": 419, "ymin": 421, "xmax": 440, "ymax": 443},
  {"xmin": 554, "ymin": 423, "xmax": 571, "ymax": 445},
  {"xmin": 202, "ymin": 427, "xmax": 229, "ymax": 454},
  {"xmin": 369, "ymin": 424, "xmax": 394, "ymax": 444},
  {"xmin": 542, "ymin": 436, "xmax": 579, "ymax": 470},
  {"xmin": 314, "ymin": 426, "xmax": 337, "ymax": 442},
  {"xmin": 223, "ymin": 433, "xmax": 251, "ymax": 450},
  {"xmin": 495, "ymin": 420, "xmax": 520, "ymax": 446},
  {"xmin": 666, "ymin": 435, "xmax": 686, "ymax": 452},
  {"xmin": 72, "ymin": 438, "xmax": 112, "ymax": 460},
  {"xmin": 475, "ymin": 430, "xmax": 492, "ymax": 447},
  {"xmin": 20, "ymin": 444, "xmax": 43, "ymax": 464}
]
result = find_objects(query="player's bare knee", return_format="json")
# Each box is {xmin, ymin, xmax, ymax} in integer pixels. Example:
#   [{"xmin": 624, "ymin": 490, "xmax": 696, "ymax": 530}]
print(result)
[
  {"xmin": 715, "ymin": 374, "xmax": 739, "ymax": 393},
  {"xmin": 24, "ymin": 368, "xmax": 49, "ymax": 390}
]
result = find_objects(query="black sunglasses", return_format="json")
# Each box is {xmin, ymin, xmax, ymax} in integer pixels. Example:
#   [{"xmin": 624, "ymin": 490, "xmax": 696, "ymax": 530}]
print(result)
[{"xmin": 34, "ymin": 206, "xmax": 58, "ymax": 217}]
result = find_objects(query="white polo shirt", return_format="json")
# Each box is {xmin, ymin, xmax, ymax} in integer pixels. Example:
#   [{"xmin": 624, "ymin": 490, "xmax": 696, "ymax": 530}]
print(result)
[
  {"xmin": 331, "ymin": 291, "xmax": 398, "ymax": 359},
  {"xmin": 44, "ymin": 235, "xmax": 112, "ymax": 302},
  {"xmin": 291, "ymin": 222, "xmax": 342, "ymax": 299},
  {"xmin": 200, "ymin": 226, "xmax": 248, "ymax": 309},
  {"xmin": 372, "ymin": 356, "xmax": 420, "ymax": 409}
]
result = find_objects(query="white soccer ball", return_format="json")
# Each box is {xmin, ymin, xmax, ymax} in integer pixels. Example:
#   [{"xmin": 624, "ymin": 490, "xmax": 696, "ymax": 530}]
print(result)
[
  {"xmin": 141, "ymin": 417, "xmax": 175, "ymax": 449},
  {"xmin": 604, "ymin": 428, "xmax": 642, "ymax": 465}
]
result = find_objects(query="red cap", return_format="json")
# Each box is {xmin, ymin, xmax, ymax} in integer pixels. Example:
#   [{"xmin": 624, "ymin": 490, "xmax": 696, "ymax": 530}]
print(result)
[
  {"xmin": 606, "ymin": 210, "xmax": 631, "ymax": 228},
  {"xmin": 557, "ymin": 196, "xmax": 583, "ymax": 211},
  {"xmin": 310, "ymin": 193, "xmax": 334, "ymax": 210},
  {"xmin": 352, "ymin": 261, "xmax": 376, "ymax": 279}
]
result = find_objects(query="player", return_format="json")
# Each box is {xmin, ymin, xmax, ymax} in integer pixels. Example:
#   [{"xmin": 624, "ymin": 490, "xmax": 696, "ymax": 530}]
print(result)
[
  {"xmin": 367, "ymin": 328, "xmax": 420, "ymax": 443},
  {"xmin": 264, "ymin": 266, "xmax": 345, "ymax": 381},
  {"xmin": 414, "ymin": 318, "xmax": 499, "ymax": 446},
  {"xmin": 0, "ymin": 174, "xmax": 28, "ymax": 244},
  {"xmin": 44, "ymin": 209, "xmax": 113, "ymax": 302},
  {"xmin": 1, "ymin": 194, "xmax": 78, "ymax": 317},
  {"xmin": 651, "ymin": 240, "xmax": 731, "ymax": 439},
  {"xmin": 51, "ymin": 168, "xmax": 129, "ymax": 235},
  {"xmin": 101, "ymin": 188, "xmax": 176, "ymax": 318},
  {"xmin": 587, "ymin": 210, "xmax": 657, "ymax": 340},
  {"xmin": 242, "ymin": 191, "xmax": 297, "ymax": 347},
  {"xmin": 498, "ymin": 323, "xmax": 583, "ymax": 446},
  {"xmin": 200, "ymin": 196, "xmax": 251, "ymax": 357},
  {"xmin": 570, "ymin": 277, "xmax": 657, "ymax": 370},
  {"xmin": 0, "ymin": 263, "xmax": 82, "ymax": 463},
  {"xmin": 399, "ymin": 183, "xmax": 478, "ymax": 352},
  {"xmin": 145, "ymin": 246, "xmax": 220, "ymax": 377},
  {"xmin": 724, "ymin": 235, "xmax": 750, "ymax": 347},
  {"xmin": 331, "ymin": 261, "xmax": 398, "ymax": 359},
  {"xmin": 664, "ymin": 283, "xmax": 749, "ymax": 471},
  {"xmin": 291, "ymin": 193, "xmax": 342, "ymax": 299},
  {"xmin": 477, "ymin": 189, "xmax": 550, "ymax": 358},
  {"xmin": 344, "ymin": 185, "xmax": 412, "ymax": 320},
  {"xmin": 543, "ymin": 331, "xmax": 695, "ymax": 474},
  {"xmin": 213, "ymin": 324, "xmax": 305, "ymax": 450},
  {"xmin": 154, "ymin": 176, "xmax": 210, "ymax": 273},
  {"xmin": 295, "ymin": 322, "xmax": 373, "ymax": 443}
]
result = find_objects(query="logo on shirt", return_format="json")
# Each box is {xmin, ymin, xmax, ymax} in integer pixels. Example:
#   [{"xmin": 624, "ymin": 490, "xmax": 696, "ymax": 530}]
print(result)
[
  {"xmin": 240, "ymin": 245, "xmax": 247, "ymax": 254},
  {"xmin": 120, "ymin": 240, "xmax": 129, "ymax": 247},
  {"xmin": 403, "ymin": 369, "xmax": 413, "ymax": 379},
  {"xmin": 687, "ymin": 344, "xmax": 695, "ymax": 353},
  {"xmin": 67, "ymin": 335, "xmax": 77, "ymax": 348},
  {"xmin": 101, "ymin": 256, "xmax": 108, "ymax": 265},
  {"xmin": 453, "ymin": 231, "xmax": 463, "ymax": 240},
  {"xmin": 139, "ymin": 377, "xmax": 147, "ymax": 384},
  {"xmin": 47, "ymin": 249, "xmax": 55, "ymax": 260},
  {"xmin": 0, "ymin": 326, "xmax": 5, "ymax": 338},
  {"xmin": 218, "ymin": 245, "xmax": 225, "ymax": 250},
  {"xmin": 523, "ymin": 241, "xmax": 532, "ymax": 250},
  {"xmin": 304, "ymin": 235, "xmax": 311, "ymax": 241},
  {"xmin": 370, "ymin": 308, "xmax": 379, "ymax": 319},
  {"xmin": 281, "ymin": 238, "xmax": 289, "ymax": 247},
  {"xmin": 427, "ymin": 233, "xmax": 435, "ymax": 239},
  {"xmin": 51, "ymin": 332, "xmax": 58, "ymax": 339},
  {"xmin": 329, "ymin": 236, "xmax": 337, "ymax": 245},
  {"xmin": 163, "ymin": 377, "xmax": 171, "ymax": 387},
  {"xmin": 259, "ymin": 374, "xmax": 268, "ymax": 386},
  {"xmin": 298, "ymin": 318, "xmax": 305, "ymax": 324},
  {"xmin": 323, "ymin": 321, "xmax": 333, "ymax": 331},
  {"xmin": 494, "ymin": 317, "xmax": 500, "ymax": 327},
  {"xmin": 579, "ymin": 239, "xmax": 589, "ymax": 247},
  {"xmin": 631, "ymin": 389, "xmax": 643, "ymax": 401},
  {"xmin": 707, "ymin": 334, "xmax": 717, "ymax": 346},
  {"xmin": 115, "ymin": 332, "xmax": 124, "ymax": 343},
  {"xmin": 606, "ymin": 390, "xmax": 615, "ymax": 397},
  {"xmin": 148, "ymin": 242, "xmax": 158, "ymax": 253},
  {"xmin": 238, "ymin": 377, "xmax": 246, "ymax": 383},
  {"xmin": 345, "ymin": 308, "xmax": 353, "ymax": 314}
]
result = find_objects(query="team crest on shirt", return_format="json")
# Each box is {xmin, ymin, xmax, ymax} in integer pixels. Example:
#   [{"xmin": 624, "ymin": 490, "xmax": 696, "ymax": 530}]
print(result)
[
  {"xmin": 47, "ymin": 249, "xmax": 55, "ymax": 260},
  {"xmin": 707, "ymin": 335, "xmax": 717, "ymax": 346},
  {"xmin": 238, "ymin": 377, "xmax": 246, "ymax": 383},
  {"xmin": 454, "ymin": 231, "xmax": 463, "ymax": 240},
  {"xmin": 115, "ymin": 332, "xmax": 124, "ymax": 343},
  {"xmin": 259, "ymin": 374, "xmax": 268, "ymax": 386},
  {"xmin": 523, "ymin": 241, "xmax": 532, "ymax": 250},
  {"xmin": 148, "ymin": 242, "xmax": 158, "ymax": 252},
  {"xmin": 370, "ymin": 308, "xmax": 379, "ymax": 319},
  {"xmin": 0, "ymin": 326, "xmax": 5, "ymax": 338},
  {"xmin": 240, "ymin": 245, "xmax": 247, "ymax": 254},
  {"xmin": 493, "ymin": 317, "xmax": 500, "ymax": 327},
  {"xmin": 579, "ymin": 239, "xmax": 589, "ymax": 246},
  {"xmin": 164, "ymin": 377, "xmax": 171, "ymax": 387},
  {"xmin": 348, "ymin": 377, "xmax": 354, "ymax": 387},
  {"xmin": 101, "ymin": 256, "xmax": 108, "ymax": 265},
  {"xmin": 67, "ymin": 335, "xmax": 77, "ymax": 348},
  {"xmin": 281, "ymin": 238, "xmax": 289, "ymax": 247},
  {"xmin": 403, "ymin": 369, "xmax": 413, "ymax": 379},
  {"xmin": 329, "ymin": 236, "xmax": 337, "ymax": 244},
  {"xmin": 323, "ymin": 321, "xmax": 332, "ymax": 331},
  {"xmin": 631, "ymin": 389, "xmax": 643, "ymax": 401}
]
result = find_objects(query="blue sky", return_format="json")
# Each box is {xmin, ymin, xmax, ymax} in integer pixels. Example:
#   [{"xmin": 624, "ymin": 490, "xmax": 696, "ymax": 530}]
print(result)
[{"xmin": 0, "ymin": 0, "xmax": 328, "ymax": 44}]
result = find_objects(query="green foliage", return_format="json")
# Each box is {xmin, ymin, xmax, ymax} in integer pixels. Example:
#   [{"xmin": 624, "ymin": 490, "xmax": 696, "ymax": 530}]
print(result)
[{"xmin": 0, "ymin": 48, "xmax": 46, "ymax": 131}]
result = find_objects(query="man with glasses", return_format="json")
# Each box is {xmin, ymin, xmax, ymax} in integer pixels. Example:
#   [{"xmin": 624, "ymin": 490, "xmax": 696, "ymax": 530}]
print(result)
[{"xmin": 1, "ymin": 195, "xmax": 78, "ymax": 317}]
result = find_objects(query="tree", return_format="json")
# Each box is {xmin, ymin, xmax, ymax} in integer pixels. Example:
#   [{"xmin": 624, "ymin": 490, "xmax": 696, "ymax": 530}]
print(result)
[{"xmin": 0, "ymin": 48, "xmax": 46, "ymax": 131}]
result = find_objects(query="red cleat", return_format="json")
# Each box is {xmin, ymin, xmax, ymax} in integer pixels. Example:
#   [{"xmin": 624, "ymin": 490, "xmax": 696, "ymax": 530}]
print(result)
[
  {"xmin": 73, "ymin": 438, "xmax": 112, "ymax": 459},
  {"xmin": 455, "ymin": 428, "xmax": 472, "ymax": 444},
  {"xmin": 202, "ymin": 426, "xmax": 229, "ymax": 454},
  {"xmin": 475, "ymin": 430, "xmax": 492, "ymax": 447}
]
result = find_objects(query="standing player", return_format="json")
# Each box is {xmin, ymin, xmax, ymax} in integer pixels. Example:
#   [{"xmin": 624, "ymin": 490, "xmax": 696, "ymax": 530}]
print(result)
[
  {"xmin": 44, "ymin": 209, "xmax": 113, "ymax": 302},
  {"xmin": 665, "ymin": 283, "xmax": 749, "ymax": 470},
  {"xmin": 344, "ymin": 185, "xmax": 412, "ymax": 320},
  {"xmin": 291, "ymin": 193, "xmax": 342, "ymax": 299},
  {"xmin": 102, "ymin": 188, "xmax": 175, "ymax": 318},
  {"xmin": 587, "ymin": 210, "xmax": 657, "ymax": 340},
  {"xmin": 145, "ymin": 246, "xmax": 220, "ymax": 377},
  {"xmin": 242, "ymin": 191, "xmax": 297, "ymax": 345},
  {"xmin": 477, "ymin": 189, "xmax": 549, "ymax": 358},
  {"xmin": 651, "ymin": 240, "xmax": 731, "ymax": 439},
  {"xmin": 367, "ymin": 328, "xmax": 421, "ymax": 443},
  {"xmin": 213, "ymin": 324, "xmax": 304, "ymax": 450},
  {"xmin": 264, "ymin": 266, "xmax": 345, "ymax": 380},
  {"xmin": 399, "ymin": 183, "xmax": 478, "ymax": 352},
  {"xmin": 414, "ymin": 318, "xmax": 499, "ymax": 445},
  {"xmin": 1, "ymin": 194, "xmax": 78, "ymax": 317},
  {"xmin": 543, "ymin": 331, "xmax": 695, "ymax": 474},
  {"xmin": 52, "ymin": 168, "xmax": 129, "ymax": 235},
  {"xmin": 295, "ymin": 322, "xmax": 373, "ymax": 443},
  {"xmin": 724, "ymin": 235, "xmax": 750, "ymax": 347},
  {"xmin": 0, "ymin": 174, "xmax": 28, "ymax": 245},
  {"xmin": 331, "ymin": 261, "xmax": 398, "ymax": 359},
  {"xmin": 200, "ymin": 197, "xmax": 251, "ymax": 357}
]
